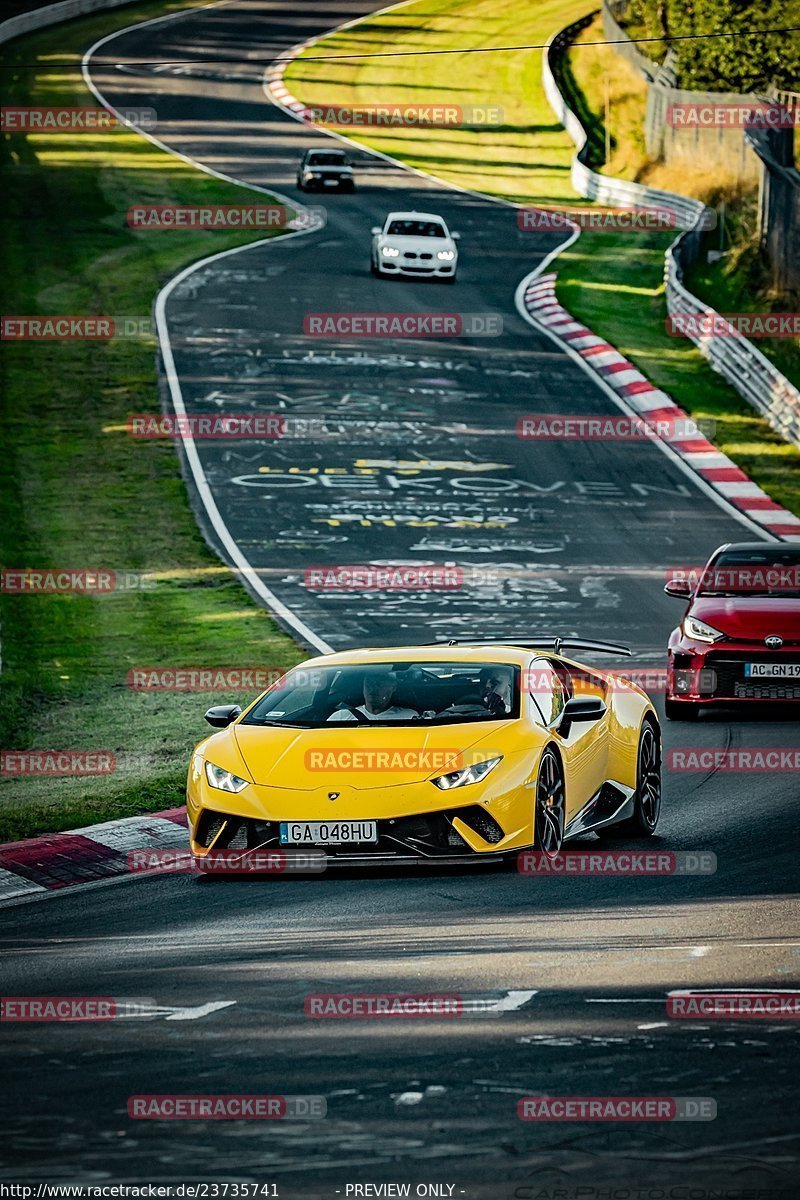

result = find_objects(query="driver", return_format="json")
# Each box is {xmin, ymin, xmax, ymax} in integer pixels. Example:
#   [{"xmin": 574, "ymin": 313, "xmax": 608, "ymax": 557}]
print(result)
[
  {"xmin": 479, "ymin": 667, "xmax": 513, "ymax": 716},
  {"xmin": 328, "ymin": 670, "xmax": 419, "ymax": 722}
]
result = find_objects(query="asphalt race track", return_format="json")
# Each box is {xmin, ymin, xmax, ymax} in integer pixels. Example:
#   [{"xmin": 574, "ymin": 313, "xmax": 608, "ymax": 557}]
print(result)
[{"xmin": 2, "ymin": 1, "xmax": 799, "ymax": 1195}]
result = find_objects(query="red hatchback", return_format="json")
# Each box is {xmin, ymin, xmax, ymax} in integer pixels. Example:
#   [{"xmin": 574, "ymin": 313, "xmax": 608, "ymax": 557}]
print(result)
[{"xmin": 664, "ymin": 542, "xmax": 800, "ymax": 719}]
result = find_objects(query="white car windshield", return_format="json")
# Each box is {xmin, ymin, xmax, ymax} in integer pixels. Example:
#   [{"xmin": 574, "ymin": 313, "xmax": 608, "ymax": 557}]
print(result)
[
  {"xmin": 242, "ymin": 662, "xmax": 519, "ymax": 727},
  {"xmin": 386, "ymin": 219, "xmax": 447, "ymax": 238},
  {"xmin": 307, "ymin": 153, "xmax": 347, "ymax": 166}
]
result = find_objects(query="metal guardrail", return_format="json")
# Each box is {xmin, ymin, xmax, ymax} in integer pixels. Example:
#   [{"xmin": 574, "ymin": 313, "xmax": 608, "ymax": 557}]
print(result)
[
  {"xmin": 664, "ymin": 255, "xmax": 800, "ymax": 445},
  {"xmin": 542, "ymin": 21, "xmax": 800, "ymax": 450},
  {"xmin": 601, "ymin": 0, "xmax": 659, "ymax": 83}
]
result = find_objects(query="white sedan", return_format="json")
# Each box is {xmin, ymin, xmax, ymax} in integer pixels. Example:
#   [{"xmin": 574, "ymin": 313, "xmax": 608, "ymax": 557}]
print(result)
[{"xmin": 370, "ymin": 211, "xmax": 459, "ymax": 283}]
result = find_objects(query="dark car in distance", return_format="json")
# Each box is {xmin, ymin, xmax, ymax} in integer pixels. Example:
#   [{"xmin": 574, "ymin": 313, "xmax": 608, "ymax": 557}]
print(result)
[{"xmin": 296, "ymin": 148, "xmax": 355, "ymax": 192}]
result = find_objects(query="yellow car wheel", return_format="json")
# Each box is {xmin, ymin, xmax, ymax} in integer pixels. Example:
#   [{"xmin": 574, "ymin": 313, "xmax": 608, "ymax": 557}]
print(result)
[
  {"xmin": 600, "ymin": 720, "xmax": 661, "ymax": 839},
  {"xmin": 535, "ymin": 746, "xmax": 564, "ymax": 858}
]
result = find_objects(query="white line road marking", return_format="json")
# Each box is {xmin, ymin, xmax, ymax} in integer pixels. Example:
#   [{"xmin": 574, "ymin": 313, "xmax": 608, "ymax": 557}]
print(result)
[
  {"xmin": 460, "ymin": 989, "xmax": 538, "ymax": 1013},
  {"xmin": 82, "ymin": 9, "xmax": 333, "ymax": 658},
  {"xmin": 484, "ymin": 989, "xmax": 538, "ymax": 1012},
  {"xmin": 165, "ymin": 1000, "xmax": 237, "ymax": 1021},
  {"xmin": 115, "ymin": 1000, "xmax": 236, "ymax": 1021}
]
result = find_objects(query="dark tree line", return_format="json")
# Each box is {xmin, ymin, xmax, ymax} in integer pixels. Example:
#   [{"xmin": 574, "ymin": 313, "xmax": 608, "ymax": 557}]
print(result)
[{"xmin": 623, "ymin": 0, "xmax": 800, "ymax": 90}]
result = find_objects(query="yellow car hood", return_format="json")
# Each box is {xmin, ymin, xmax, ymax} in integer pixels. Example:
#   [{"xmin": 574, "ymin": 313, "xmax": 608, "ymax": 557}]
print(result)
[{"xmin": 232, "ymin": 721, "xmax": 510, "ymax": 790}]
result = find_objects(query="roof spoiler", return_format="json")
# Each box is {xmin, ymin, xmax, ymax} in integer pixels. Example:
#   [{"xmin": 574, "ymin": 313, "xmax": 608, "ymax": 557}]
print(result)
[{"xmin": 430, "ymin": 636, "xmax": 632, "ymax": 657}]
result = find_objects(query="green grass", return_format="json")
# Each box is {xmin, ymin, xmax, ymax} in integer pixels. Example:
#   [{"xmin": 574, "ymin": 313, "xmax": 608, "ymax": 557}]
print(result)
[
  {"xmin": 0, "ymin": 0, "xmax": 305, "ymax": 841},
  {"xmin": 285, "ymin": 0, "xmax": 587, "ymax": 204},
  {"xmin": 562, "ymin": 14, "xmax": 800, "ymax": 513},
  {"xmin": 555, "ymin": 236, "xmax": 800, "ymax": 516},
  {"xmin": 287, "ymin": 0, "xmax": 800, "ymax": 515},
  {"xmin": 684, "ymin": 198, "xmax": 800, "ymax": 390}
]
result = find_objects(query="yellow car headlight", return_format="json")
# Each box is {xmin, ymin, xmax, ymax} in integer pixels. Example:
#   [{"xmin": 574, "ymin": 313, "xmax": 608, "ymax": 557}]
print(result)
[
  {"xmin": 204, "ymin": 761, "xmax": 250, "ymax": 793},
  {"xmin": 432, "ymin": 756, "xmax": 502, "ymax": 790}
]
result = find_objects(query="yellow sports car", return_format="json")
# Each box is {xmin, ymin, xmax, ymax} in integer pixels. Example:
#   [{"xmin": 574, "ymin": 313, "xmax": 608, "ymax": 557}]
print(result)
[{"xmin": 186, "ymin": 637, "xmax": 661, "ymax": 866}]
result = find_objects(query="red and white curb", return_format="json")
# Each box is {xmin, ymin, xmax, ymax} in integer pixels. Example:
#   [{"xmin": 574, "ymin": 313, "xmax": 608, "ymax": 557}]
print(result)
[
  {"xmin": 0, "ymin": 808, "xmax": 186, "ymax": 902},
  {"xmin": 266, "ymin": 41, "xmax": 315, "ymax": 118},
  {"xmin": 522, "ymin": 274, "xmax": 800, "ymax": 542}
]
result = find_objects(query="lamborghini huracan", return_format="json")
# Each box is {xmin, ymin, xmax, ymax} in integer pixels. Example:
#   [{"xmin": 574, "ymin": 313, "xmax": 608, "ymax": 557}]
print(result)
[{"xmin": 186, "ymin": 637, "xmax": 662, "ymax": 866}]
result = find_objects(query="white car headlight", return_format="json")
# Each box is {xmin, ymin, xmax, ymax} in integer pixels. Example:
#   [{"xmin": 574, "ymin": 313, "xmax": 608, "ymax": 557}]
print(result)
[
  {"xmin": 381, "ymin": 246, "xmax": 400, "ymax": 258},
  {"xmin": 204, "ymin": 761, "xmax": 250, "ymax": 793},
  {"xmin": 432, "ymin": 756, "xmax": 502, "ymax": 790},
  {"xmin": 437, "ymin": 249, "xmax": 455, "ymax": 261},
  {"xmin": 682, "ymin": 615, "xmax": 724, "ymax": 643}
]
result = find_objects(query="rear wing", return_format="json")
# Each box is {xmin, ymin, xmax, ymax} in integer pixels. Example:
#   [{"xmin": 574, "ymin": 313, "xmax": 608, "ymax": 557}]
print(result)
[{"xmin": 430, "ymin": 636, "xmax": 632, "ymax": 657}]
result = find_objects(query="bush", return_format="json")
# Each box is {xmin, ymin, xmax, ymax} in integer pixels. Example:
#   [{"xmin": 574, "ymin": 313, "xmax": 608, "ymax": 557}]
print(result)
[{"xmin": 623, "ymin": 0, "xmax": 800, "ymax": 90}]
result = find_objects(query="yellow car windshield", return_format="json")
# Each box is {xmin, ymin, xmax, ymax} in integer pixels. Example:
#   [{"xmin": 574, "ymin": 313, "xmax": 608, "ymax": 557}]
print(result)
[{"xmin": 242, "ymin": 661, "xmax": 520, "ymax": 727}]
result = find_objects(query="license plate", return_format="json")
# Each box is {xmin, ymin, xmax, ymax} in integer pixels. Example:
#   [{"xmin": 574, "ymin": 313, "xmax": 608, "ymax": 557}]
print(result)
[
  {"xmin": 279, "ymin": 820, "xmax": 378, "ymax": 846},
  {"xmin": 324, "ymin": 179, "xmax": 338, "ymax": 186},
  {"xmin": 744, "ymin": 662, "xmax": 800, "ymax": 678}
]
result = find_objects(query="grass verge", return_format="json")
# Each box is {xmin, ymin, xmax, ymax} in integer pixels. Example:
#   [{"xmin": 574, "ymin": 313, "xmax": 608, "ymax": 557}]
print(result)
[
  {"xmin": 0, "ymin": 0, "xmax": 304, "ymax": 841},
  {"xmin": 285, "ymin": 0, "xmax": 800, "ymax": 515}
]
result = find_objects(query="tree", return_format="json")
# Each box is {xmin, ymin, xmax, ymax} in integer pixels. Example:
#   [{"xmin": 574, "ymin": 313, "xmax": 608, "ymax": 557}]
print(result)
[{"xmin": 622, "ymin": 0, "xmax": 800, "ymax": 90}]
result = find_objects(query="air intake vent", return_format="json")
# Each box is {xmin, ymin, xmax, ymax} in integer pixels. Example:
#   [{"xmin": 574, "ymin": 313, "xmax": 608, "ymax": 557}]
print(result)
[
  {"xmin": 454, "ymin": 806, "xmax": 505, "ymax": 844},
  {"xmin": 227, "ymin": 822, "xmax": 248, "ymax": 849},
  {"xmin": 195, "ymin": 810, "xmax": 227, "ymax": 849}
]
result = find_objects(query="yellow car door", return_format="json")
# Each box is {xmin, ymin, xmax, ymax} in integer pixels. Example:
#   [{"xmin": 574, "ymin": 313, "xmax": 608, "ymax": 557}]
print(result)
[{"xmin": 527, "ymin": 656, "xmax": 609, "ymax": 823}]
